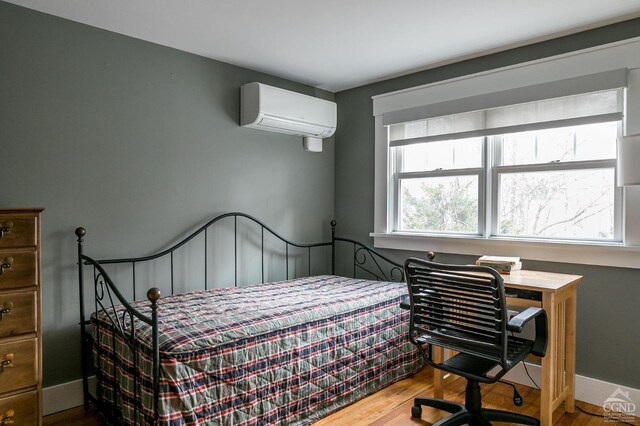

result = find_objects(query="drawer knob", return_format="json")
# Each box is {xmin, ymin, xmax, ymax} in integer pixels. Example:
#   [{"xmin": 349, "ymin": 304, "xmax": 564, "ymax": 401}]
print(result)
[
  {"xmin": 0, "ymin": 258, "xmax": 13, "ymax": 276},
  {"xmin": 0, "ymin": 409, "xmax": 14, "ymax": 425},
  {"xmin": 0, "ymin": 221, "xmax": 12, "ymax": 239},
  {"xmin": 0, "ymin": 302, "xmax": 12, "ymax": 320},
  {"xmin": 0, "ymin": 353, "xmax": 13, "ymax": 372}
]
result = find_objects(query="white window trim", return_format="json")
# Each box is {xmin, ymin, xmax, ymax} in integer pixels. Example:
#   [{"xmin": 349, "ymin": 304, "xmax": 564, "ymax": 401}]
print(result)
[{"xmin": 372, "ymin": 37, "xmax": 640, "ymax": 269}]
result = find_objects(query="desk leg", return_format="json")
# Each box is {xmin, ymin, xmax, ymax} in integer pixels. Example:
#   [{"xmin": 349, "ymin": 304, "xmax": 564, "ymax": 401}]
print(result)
[
  {"xmin": 565, "ymin": 285, "xmax": 577, "ymax": 413},
  {"xmin": 433, "ymin": 346, "xmax": 445, "ymax": 399},
  {"xmin": 540, "ymin": 292, "xmax": 557, "ymax": 426}
]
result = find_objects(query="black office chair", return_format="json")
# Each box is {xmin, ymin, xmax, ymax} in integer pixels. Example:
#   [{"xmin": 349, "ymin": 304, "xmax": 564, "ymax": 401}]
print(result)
[{"xmin": 403, "ymin": 257, "xmax": 548, "ymax": 426}]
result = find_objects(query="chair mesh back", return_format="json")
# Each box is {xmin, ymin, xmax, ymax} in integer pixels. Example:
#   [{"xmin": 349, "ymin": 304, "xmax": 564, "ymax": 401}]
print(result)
[{"xmin": 405, "ymin": 258, "xmax": 508, "ymax": 361}]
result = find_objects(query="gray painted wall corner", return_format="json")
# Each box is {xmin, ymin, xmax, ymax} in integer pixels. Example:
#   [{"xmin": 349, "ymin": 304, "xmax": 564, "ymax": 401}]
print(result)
[{"xmin": 333, "ymin": 19, "xmax": 640, "ymax": 389}]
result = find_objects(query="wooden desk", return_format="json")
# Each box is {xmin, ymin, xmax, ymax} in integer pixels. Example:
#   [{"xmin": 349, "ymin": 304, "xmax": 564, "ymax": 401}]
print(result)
[{"xmin": 431, "ymin": 269, "xmax": 582, "ymax": 426}]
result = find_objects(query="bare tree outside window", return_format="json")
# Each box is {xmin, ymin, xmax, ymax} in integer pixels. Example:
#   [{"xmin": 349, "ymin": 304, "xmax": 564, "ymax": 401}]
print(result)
[{"xmin": 499, "ymin": 169, "xmax": 614, "ymax": 239}]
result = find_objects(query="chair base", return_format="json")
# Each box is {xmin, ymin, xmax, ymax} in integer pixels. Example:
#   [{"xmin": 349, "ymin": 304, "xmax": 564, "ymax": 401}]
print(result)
[{"xmin": 411, "ymin": 381, "xmax": 539, "ymax": 426}]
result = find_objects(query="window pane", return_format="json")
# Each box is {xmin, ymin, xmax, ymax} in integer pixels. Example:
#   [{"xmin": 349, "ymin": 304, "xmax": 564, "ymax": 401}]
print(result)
[
  {"xmin": 498, "ymin": 169, "xmax": 615, "ymax": 240},
  {"xmin": 400, "ymin": 138, "xmax": 483, "ymax": 172},
  {"xmin": 500, "ymin": 121, "xmax": 617, "ymax": 166},
  {"xmin": 399, "ymin": 176, "xmax": 479, "ymax": 233}
]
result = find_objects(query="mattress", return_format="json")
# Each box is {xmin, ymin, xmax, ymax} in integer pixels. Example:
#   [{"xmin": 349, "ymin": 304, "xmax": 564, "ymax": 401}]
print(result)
[{"xmin": 92, "ymin": 275, "xmax": 423, "ymax": 425}]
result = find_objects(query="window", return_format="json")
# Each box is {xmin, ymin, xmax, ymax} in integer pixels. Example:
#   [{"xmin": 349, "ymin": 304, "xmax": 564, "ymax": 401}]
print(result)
[
  {"xmin": 372, "ymin": 43, "xmax": 640, "ymax": 267},
  {"xmin": 395, "ymin": 138, "xmax": 483, "ymax": 234},
  {"xmin": 388, "ymin": 89, "xmax": 624, "ymax": 243},
  {"xmin": 493, "ymin": 122, "xmax": 619, "ymax": 241}
]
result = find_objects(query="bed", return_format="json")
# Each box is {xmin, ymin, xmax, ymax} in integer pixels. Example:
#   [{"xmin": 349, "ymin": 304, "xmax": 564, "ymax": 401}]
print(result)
[{"xmin": 76, "ymin": 212, "xmax": 431, "ymax": 425}]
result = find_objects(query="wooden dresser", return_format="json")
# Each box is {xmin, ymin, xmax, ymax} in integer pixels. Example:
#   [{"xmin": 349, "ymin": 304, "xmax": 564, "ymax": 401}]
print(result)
[{"xmin": 0, "ymin": 209, "xmax": 43, "ymax": 425}]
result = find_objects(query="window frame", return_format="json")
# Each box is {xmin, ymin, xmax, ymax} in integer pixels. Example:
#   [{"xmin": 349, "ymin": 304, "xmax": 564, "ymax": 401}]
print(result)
[{"xmin": 371, "ymin": 37, "xmax": 640, "ymax": 269}]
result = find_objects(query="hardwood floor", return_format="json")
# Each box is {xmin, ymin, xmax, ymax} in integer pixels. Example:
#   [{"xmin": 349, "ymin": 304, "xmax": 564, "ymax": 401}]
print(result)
[
  {"xmin": 42, "ymin": 404, "xmax": 103, "ymax": 426},
  {"xmin": 44, "ymin": 368, "xmax": 638, "ymax": 425},
  {"xmin": 317, "ymin": 368, "xmax": 638, "ymax": 425}
]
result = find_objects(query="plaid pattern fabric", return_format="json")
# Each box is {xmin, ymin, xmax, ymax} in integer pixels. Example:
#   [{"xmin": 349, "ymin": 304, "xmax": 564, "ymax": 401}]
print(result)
[{"xmin": 93, "ymin": 275, "xmax": 423, "ymax": 425}]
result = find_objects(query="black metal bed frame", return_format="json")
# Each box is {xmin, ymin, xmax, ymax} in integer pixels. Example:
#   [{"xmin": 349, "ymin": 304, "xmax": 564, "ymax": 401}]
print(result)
[{"xmin": 76, "ymin": 212, "xmax": 413, "ymax": 425}]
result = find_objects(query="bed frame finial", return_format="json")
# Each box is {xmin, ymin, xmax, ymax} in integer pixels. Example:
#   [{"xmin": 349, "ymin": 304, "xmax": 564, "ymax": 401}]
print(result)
[
  {"xmin": 147, "ymin": 287, "xmax": 161, "ymax": 303},
  {"xmin": 75, "ymin": 227, "xmax": 86, "ymax": 240}
]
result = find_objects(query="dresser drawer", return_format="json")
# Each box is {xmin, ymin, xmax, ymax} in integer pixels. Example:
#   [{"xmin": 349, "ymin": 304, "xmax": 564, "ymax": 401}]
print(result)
[
  {"xmin": 0, "ymin": 217, "xmax": 36, "ymax": 249},
  {"xmin": 0, "ymin": 292, "xmax": 36, "ymax": 338},
  {"xmin": 0, "ymin": 391, "xmax": 37, "ymax": 425},
  {"xmin": 0, "ymin": 252, "xmax": 37, "ymax": 290},
  {"xmin": 0, "ymin": 338, "xmax": 37, "ymax": 394}
]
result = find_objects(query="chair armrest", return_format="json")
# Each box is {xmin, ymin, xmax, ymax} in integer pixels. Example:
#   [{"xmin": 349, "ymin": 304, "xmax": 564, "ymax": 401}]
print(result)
[
  {"xmin": 507, "ymin": 307, "xmax": 542, "ymax": 332},
  {"xmin": 507, "ymin": 307, "xmax": 548, "ymax": 357},
  {"xmin": 400, "ymin": 297, "xmax": 410, "ymax": 311}
]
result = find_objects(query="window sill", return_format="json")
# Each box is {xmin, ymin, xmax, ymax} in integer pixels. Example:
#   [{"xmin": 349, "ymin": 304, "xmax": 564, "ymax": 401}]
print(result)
[{"xmin": 370, "ymin": 232, "xmax": 640, "ymax": 269}]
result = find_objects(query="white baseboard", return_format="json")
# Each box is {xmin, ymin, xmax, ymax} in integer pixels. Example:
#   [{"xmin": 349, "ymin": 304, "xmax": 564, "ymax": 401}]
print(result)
[
  {"xmin": 43, "ymin": 368, "xmax": 639, "ymax": 416},
  {"xmin": 500, "ymin": 362, "xmax": 640, "ymax": 410},
  {"xmin": 43, "ymin": 376, "xmax": 95, "ymax": 416}
]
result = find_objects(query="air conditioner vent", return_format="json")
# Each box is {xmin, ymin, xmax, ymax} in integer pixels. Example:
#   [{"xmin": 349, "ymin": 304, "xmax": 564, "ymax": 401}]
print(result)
[{"xmin": 241, "ymin": 82, "xmax": 337, "ymax": 151}]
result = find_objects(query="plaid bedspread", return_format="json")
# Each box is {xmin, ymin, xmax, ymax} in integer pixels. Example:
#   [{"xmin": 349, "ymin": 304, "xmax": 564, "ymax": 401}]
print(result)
[{"xmin": 92, "ymin": 275, "xmax": 423, "ymax": 425}]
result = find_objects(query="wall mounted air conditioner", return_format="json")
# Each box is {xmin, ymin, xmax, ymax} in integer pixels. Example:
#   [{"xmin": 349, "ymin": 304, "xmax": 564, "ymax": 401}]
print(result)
[{"xmin": 240, "ymin": 82, "xmax": 337, "ymax": 152}]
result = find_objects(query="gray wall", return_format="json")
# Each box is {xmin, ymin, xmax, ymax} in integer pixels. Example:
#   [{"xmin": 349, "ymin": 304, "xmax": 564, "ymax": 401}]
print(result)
[
  {"xmin": 335, "ymin": 20, "xmax": 640, "ymax": 389},
  {"xmin": 0, "ymin": 2, "xmax": 335, "ymax": 387},
  {"xmin": 2, "ymin": 0, "xmax": 639, "ymax": 393}
]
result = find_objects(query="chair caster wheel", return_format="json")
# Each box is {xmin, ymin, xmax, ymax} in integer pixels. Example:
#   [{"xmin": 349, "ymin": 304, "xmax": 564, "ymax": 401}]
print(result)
[{"xmin": 411, "ymin": 405, "xmax": 422, "ymax": 418}]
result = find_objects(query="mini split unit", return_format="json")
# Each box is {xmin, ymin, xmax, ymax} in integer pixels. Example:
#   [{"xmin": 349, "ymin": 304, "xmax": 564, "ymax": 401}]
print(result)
[{"xmin": 240, "ymin": 82, "xmax": 337, "ymax": 152}]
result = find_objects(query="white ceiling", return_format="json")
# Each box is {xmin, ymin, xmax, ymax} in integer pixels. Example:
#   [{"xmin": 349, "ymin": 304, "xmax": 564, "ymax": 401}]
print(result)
[{"xmin": 5, "ymin": 0, "xmax": 640, "ymax": 92}]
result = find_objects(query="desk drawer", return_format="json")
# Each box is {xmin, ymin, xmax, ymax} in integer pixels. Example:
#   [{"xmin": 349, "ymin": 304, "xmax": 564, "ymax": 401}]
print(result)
[
  {"xmin": 0, "ymin": 292, "xmax": 36, "ymax": 338},
  {"xmin": 0, "ymin": 338, "xmax": 37, "ymax": 394},
  {"xmin": 0, "ymin": 391, "xmax": 37, "ymax": 425},
  {"xmin": 0, "ymin": 217, "xmax": 36, "ymax": 249},
  {"xmin": 0, "ymin": 252, "xmax": 37, "ymax": 290}
]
